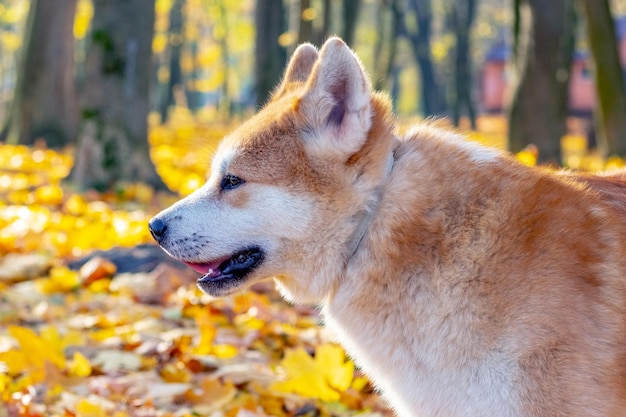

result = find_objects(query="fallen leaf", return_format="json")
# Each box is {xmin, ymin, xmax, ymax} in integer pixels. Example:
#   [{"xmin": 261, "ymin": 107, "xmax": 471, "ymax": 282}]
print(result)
[
  {"xmin": 91, "ymin": 350, "xmax": 142, "ymax": 373},
  {"xmin": 271, "ymin": 344, "xmax": 354, "ymax": 402},
  {"xmin": 79, "ymin": 256, "xmax": 117, "ymax": 286},
  {"xmin": 69, "ymin": 351, "xmax": 92, "ymax": 377}
]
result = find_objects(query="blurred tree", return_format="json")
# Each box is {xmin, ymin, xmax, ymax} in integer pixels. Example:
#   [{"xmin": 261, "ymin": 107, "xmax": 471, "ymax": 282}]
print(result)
[
  {"xmin": 1, "ymin": 0, "xmax": 78, "ymax": 148},
  {"xmin": 373, "ymin": 0, "xmax": 399, "ymax": 92},
  {"xmin": 215, "ymin": 0, "xmax": 231, "ymax": 118},
  {"xmin": 578, "ymin": 0, "xmax": 626, "ymax": 156},
  {"xmin": 71, "ymin": 0, "xmax": 165, "ymax": 190},
  {"xmin": 299, "ymin": 0, "xmax": 334, "ymax": 45},
  {"xmin": 254, "ymin": 0, "xmax": 287, "ymax": 108},
  {"xmin": 159, "ymin": 0, "xmax": 185, "ymax": 122},
  {"xmin": 299, "ymin": 0, "xmax": 314, "ymax": 44},
  {"xmin": 342, "ymin": 0, "xmax": 361, "ymax": 46},
  {"xmin": 508, "ymin": 0, "xmax": 575, "ymax": 163},
  {"xmin": 319, "ymin": 0, "xmax": 332, "ymax": 44},
  {"xmin": 450, "ymin": 0, "xmax": 477, "ymax": 129},
  {"xmin": 393, "ymin": 0, "xmax": 447, "ymax": 116}
]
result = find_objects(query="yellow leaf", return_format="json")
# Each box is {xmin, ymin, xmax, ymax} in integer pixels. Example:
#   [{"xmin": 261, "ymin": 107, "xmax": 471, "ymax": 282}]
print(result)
[
  {"xmin": 192, "ymin": 326, "xmax": 213, "ymax": 355},
  {"xmin": 185, "ymin": 377, "xmax": 236, "ymax": 409},
  {"xmin": 0, "ymin": 326, "xmax": 66, "ymax": 386},
  {"xmin": 516, "ymin": 150, "xmax": 537, "ymax": 167},
  {"xmin": 0, "ymin": 350, "xmax": 28, "ymax": 375},
  {"xmin": 37, "ymin": 266, "xmax": 80, "ymax": 294},
  {"xmin": 64, "ymin": 194, "xmax": 88, "ymax": 215},
  {"xmin": 271, "ymin": 344, "xmax": 354, "ymax": 402},
  {"xmin": 0, "ymin": 373, "xmax": 11, "ymax": 395},
  {"xmin": 160, "ymin": 362, "xmax": 191, "ymax": 383},
  {"xmin": 69, "ymin": 352, "xmax": 92, "ymax": 377},
  {"xmin": 9, "ymin": 326, "xmax": 65, "ymax": 369},
  {"xmin": 75, "ymin": 398, "xmax": 108, "ymax": 417},
  {"xmin": 351, "ymin": 375, "xmax": 369, "ymax": 391},
  {"xmin": 212, "ymin": 344, "xmax": 238, "ymax": 359},
  {"xmin": 605, "ymin": 155, "xmax": 625, "ymax": 171},
  {"xmin": 561, "ymin": 134, "xmax": 587, "ymax": 153},
  {"xmin": 39, "ymin": 325, "xmax": 65, "ymax": 354},
  {"xmin": 316, "ymin": 344, "xmax": 354, "ymax": 391}
]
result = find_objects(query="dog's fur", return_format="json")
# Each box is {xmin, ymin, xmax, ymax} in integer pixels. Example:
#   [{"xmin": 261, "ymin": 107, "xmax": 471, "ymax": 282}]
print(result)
[{"xmin": 150, "ymin": 38, "xmax": 626, "ymax": 416}]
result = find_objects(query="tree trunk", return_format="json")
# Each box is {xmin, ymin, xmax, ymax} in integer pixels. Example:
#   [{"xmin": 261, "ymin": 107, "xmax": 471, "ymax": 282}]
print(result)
[
  {"xmin": 342, "ymin": 0, "xmax": 361, "ymax": 47},
  {"xmin": 578, "ymin": 0, "xmax": 626, "ymax": 156},
  {"xmin": 299, "ymin": 0, "xmax": 314, "ymax": 44},
  {"xmin": 71, "ymin": 0, "xmax": 165, "ymax": 191},
  {"xmin": 216, "ymin": 0, "xmax": 231, "ymax": 118},
  {"xmin": 159, "ymin": 0, "xmax": 185, "ymax": 123},
  {"xmin": 393, "ymin": 0, "xmax": 447, "ymax": 116},
  {"xmin": 254, "ymin": 0, "xmax": 287, "ymax": 108},
  {"xmin": 373, "ymin": 0, "xmax": 399, "ymax": 92},
  {"xmin": 508, "ymin": 0, "xmax": 575, "ymax": 163},
  {"xmin": 318, "ymin": 0, "xmax": 332, "ymax": 44},
  {"xmin": 451, "ymin": 0, "xmax": 477, "ymax": 129},
  {"xmin": 1, "ymin": 0, "xmax": 78, "ymax": 148}
]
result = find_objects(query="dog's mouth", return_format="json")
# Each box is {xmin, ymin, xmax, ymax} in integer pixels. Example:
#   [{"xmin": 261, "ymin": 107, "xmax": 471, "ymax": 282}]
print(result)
[{"xmin": 183, "ymin": 246, "xmax": 265, "ymax": 294}]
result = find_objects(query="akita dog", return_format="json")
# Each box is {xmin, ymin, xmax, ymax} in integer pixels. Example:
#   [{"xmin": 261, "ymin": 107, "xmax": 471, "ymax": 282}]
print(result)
[{"xmin": 149, "ymin": 37, "xmax": 626, "ymax": 416}]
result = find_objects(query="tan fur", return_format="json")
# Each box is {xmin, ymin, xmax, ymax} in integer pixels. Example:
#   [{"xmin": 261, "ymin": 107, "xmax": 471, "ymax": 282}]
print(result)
[{"xmin": 151, "ymin": 38, "xmax": 626, "ymax": 417}]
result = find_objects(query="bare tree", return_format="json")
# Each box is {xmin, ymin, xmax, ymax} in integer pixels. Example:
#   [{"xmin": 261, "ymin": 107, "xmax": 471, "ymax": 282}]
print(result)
[
  {"xmin": 254, "ymin": 0, "xmax": 287, "ymax": 108},
  {"xmin": 318, "ymin": 0, "xmax": 332, "ymax": 44},
  {"xmin": 159, "ymin": 0, "xmax": 185, "ymax": 122},
  {"xmin": 451, "ymin": 0, "xmax": 477, "ymax": 129},
  {"xmin": 578, "ymin": 0, "xmax": 626, "ymax": 156},
  {"xmin": 1, "ymin": 0, "xmax": 78, "ymax": 148},
  {"xmin": 373, "ymin": 0, "xmax": 399, "ymax": 93},
  {"xmin": 299, "ymin": 0, "xmax": 314, "ymax": 44},
  {"xmin": 392, "ymin": 0, "xmax": 447, "ymax": 116},
  {"xmin": 342, "ymin": 0, "xmax": 361, "ymax": 46},
  {"xmin": 508, "ymin": 0, "xmax": 576, "ymax": 163},
  {"xmin": 71, "ymin": 0, "xmax": 164, "ymax": 190}
]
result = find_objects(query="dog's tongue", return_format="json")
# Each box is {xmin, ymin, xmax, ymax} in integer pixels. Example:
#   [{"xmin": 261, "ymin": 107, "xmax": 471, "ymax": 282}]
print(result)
[{"xmin": 183, "ymin": 259, "xmax": 224, "ymax": 277}]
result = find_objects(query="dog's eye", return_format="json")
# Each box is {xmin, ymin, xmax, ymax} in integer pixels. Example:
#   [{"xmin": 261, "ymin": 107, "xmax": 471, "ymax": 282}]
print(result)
[{"xmin": 220, "ymin": 174, "xmax": 244, "ymax": 190}]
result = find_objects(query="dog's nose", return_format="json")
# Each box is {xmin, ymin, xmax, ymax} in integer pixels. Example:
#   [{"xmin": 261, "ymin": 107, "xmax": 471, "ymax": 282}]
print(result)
[{"xmin": 148, "ymin": 217, "xmax": 167, "ymax": 242}]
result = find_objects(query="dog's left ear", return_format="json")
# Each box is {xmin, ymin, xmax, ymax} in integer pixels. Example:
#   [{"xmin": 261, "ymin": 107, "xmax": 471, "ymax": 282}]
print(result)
[{"xmin": 298, "ymin": 37, "xmax": 372, "ymax": 160}]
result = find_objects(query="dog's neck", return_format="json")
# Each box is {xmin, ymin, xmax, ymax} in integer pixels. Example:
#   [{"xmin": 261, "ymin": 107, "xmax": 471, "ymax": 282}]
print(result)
[{"xmin": 345, "ymin": 150, "xmax": 396, "ymax": 260}]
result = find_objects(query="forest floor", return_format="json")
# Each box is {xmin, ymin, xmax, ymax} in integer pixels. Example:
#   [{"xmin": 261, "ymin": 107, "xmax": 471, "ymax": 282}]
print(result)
[{"xmin": 0, "ymin": 112, "xmax": 622, "ymax": 417}]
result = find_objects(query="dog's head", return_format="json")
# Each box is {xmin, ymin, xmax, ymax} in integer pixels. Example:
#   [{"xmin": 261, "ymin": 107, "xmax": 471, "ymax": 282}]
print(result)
[{"xmin": 149, "ymin": 38, "xmax": 394, "ymax": 303}]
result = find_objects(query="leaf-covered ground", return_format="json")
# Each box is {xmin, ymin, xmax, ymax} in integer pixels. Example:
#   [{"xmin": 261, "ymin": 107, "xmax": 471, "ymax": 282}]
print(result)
[{"xmin": 0, "ymin": 114, "xmax": 623, "ymax": 416}]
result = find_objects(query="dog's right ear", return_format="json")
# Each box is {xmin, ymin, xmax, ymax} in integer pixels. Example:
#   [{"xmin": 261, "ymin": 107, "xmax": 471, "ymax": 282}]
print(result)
[{"xmin": 272, "ymin": 43, "xmax": 319, "ymax": 100}]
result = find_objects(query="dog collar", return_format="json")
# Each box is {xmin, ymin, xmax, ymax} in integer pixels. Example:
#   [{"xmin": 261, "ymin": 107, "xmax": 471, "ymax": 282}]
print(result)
[{"xmin": 346, "ymin": 151, "xmax": 395, "ymax": 260}]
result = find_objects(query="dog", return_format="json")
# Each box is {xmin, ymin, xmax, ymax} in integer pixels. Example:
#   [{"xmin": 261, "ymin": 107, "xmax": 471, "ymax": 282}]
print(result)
[{"xmin": 149, "ymin": 37, "xmax": 626, "ymax": 416}]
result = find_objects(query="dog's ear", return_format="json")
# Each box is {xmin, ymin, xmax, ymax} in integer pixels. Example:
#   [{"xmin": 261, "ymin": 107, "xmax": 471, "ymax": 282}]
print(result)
[
  {"xmin": 272, "ymin": 43, "xmax": 319, "ymax": 100},
  {"xmin": 298, "ymin": 37, "xmax": 372, "ymax": 160}
]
